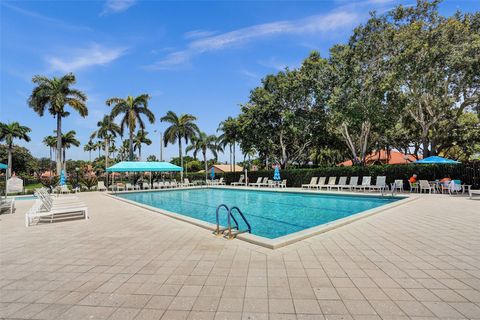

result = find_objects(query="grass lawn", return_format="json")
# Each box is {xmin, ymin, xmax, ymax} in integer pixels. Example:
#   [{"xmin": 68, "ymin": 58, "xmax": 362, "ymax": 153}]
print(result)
[{"xmin": 24, "ymin": 183, "xmax": 42, "ymax": 191}]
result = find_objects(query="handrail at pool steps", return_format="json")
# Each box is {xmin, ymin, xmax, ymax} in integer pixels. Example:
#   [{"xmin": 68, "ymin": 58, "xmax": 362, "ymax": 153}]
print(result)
[{"xmin": 214, "ymin": 204, "xmax": 251, "ymax": 240}]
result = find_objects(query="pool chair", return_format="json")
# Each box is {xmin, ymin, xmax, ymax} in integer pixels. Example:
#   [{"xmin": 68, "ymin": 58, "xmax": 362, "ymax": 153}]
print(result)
[
  {"xmin": 280, "ymin": 179, "xmax": 287, "ymax": 188},
  {"xmin": 125, "ymin": 183, "xmax": 135, "ymax": 191},
  {"xmin": 217, "ymin": 177, "xmax": 226, "ymax": 185},
  {"xmin": 313, "ymin": 177, "xmax": 326, "ymax": 190},
  {"xmin": 231, "ymin": 175, "xmax": 245, "ymax": 186},
  {"xmin": 369, "ymin": 176, "xmax": 388, "ymax": 192},
  {"xmin": 97, "ymin": 181, "xmax": 107, "ymax": 192},
  {"xmin": 143, "ymin": 183, "xmax": 151, "ymax": 190},
  {"xmin": 249, "ymin": 177, "xmax": 263, "ymax": 187},
  {"xmin": 0, "ymin": 198, "xmax": 15, "ymax": 215},
  {"xmin": 324, "ymin": 177, "xmax": 337, "ymax": 191},
  {"xmin": 343, "ymin": 176, "xmax": 358, "ymax": 191},
  {"xmin": 409, "ymin": 180, "xmax": 419, "ymax": 193},
  {"xmin": 259, "ymin": 177, "xmax": 270, "ymax": 187},
  {"xmin": 419, "ymin": 180, "xmax": 433, "ymax": 193},
  {"xmin": 59, "ymin": 185, "xmax": 71, "ymax": 194},
  {"xmin": 354, "ymin": 176, "xmax": 371, "ymax": 192},
  {"xmin": 183, "ymin": 178, "xmax": 194, "ymax": 187},
  {"xmin": 469, "ymin": 189, "xmax": 480, "ymax": 199},
  {"xmin": 330, "ymin": 176, "xmax": 347, "ymax": 191},
  {"xmin": 302, "ymin": 177, "xmax": 318, "ymax": 189},
  {"xmin": 444, "ymin": 180, "xmax": 462, "ymax": 195},
  {"xmin": 391, "ymin": 179, "xmax": 404, "ymax": 193},
  {"xmin": 152, "ymin": 182, "xmax": 159, "ymax": 189}
]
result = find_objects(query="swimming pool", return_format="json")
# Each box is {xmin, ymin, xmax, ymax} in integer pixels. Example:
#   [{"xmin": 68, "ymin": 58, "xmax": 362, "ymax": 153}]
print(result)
[{"xmin": 116, "ymin": 188, "xmax": 403, "ymax": 240}]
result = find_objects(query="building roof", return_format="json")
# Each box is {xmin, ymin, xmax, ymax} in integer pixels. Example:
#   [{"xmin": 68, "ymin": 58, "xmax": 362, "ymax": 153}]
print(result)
[
  {"xmin": 338, "ymin": 150, "xmax": 420, "ymax": 166},
  {"xmin": 210, "ymin": 164, "xmax": 244, "ymax": 173},
  {"xmin": 106, "ymin": 161, "xmax": 183, "ymax": 172}
]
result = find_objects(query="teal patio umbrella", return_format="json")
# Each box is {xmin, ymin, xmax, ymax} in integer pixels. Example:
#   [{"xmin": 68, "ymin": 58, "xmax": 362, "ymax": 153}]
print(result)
[
  {"xmin": 415, "ymin": 156, "xmax": 460, "ymax": 164},
  {"xmin": 273, "ymin": 165, "xmax": 281, "ymax": 181},
  {"xmin": 211, "ymin": 167, "xmax": 215, "ymax": 182},
  {"xmin": 60, "ymin": 170, "xmax": 66, "ymax": 186}
]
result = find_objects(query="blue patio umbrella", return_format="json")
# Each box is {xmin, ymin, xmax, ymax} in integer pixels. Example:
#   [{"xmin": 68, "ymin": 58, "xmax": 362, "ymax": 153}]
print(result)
[
  {"xmin": 60, "ymin": 170, "xmax": 66, "ymax": 185},
  {"xmin": 0, "ymin": 163, "xmax": 7, "ymax": 200},
  {"xmin": 0, "ymin": 163, "xmax": 7, "ymax": 170},
  {"xmin": 415, "ymin": 156, "xmax": 460, "ymax": 164},
  {"xmin": 211, "ymin": 167, "xmax": 215, "ymax": 180},
  {"xmin": 273, "ymin": 165, "xmax": 281, "ymax": 181}
]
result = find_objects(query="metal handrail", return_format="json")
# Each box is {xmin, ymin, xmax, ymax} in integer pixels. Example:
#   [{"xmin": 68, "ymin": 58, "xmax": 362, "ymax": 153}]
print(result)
[
  {"xmin": 229, "ymin": 206, "xmax": 251, "ymax": 233},
  {"xmin": 214, "ymin": 204, "xmax": 251, "ymax": 239},
  {"xmin": 214, "ymin": 204, "xmax": 230, "ymax": 236}
]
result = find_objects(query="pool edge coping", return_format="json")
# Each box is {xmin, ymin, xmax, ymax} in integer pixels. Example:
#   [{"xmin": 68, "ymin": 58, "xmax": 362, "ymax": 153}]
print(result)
[{"xmin": 104, "ymin": 186, "xmax": 417, "ymax": 249}]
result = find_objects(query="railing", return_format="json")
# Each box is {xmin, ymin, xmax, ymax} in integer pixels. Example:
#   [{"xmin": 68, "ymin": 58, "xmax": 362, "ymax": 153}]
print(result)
[{"xmin": 214, "ymin": 204, "xmax": 251, "ymax": 239}]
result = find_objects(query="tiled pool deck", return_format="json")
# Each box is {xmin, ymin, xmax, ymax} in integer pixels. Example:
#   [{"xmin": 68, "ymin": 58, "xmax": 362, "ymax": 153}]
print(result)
[{"xmin": 1, "ymin": 191, "xmax": 479, "ymax": 320}]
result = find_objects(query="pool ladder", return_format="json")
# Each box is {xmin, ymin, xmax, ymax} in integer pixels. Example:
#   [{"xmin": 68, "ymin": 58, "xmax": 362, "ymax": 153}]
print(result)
[{"xmin": 214, "ymin": 204, "xmax": 251, "ymax": 240}]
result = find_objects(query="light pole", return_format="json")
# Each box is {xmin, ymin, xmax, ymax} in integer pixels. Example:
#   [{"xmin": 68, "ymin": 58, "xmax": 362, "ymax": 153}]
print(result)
[{"xmin": 154, "ymin": 130, "xmax": 163, "ymax": 161}]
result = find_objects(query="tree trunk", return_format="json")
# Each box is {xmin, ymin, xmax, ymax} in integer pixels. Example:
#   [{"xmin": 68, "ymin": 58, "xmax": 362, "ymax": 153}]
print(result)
[
  {"xmin": 63, "ymin": 148, "xmax": 66, "ymax": 173},
  {"xmin": 129, "ymin": 130, "xmax": 134, "ymax": 161},
  {"xmin": 229, "ymin": 144, "xmax": 233, "ymax": 172},
  {"xmin": 56, "ymin": 116, "xmax": 62, "ymax": 175},
  {"xmin": 7, "ymin": 145, "xmax": 12, "ymax": 178},
  {"xmin": 179, "ymin": 139, "xmax": 183, "ymax": 180},
  {"xmin": 89, "ymin": 150, "xmax": 91, "ymax": 162},
  {"xmin": 204, "ymin": 150, "xmax": 207, "ymax": 182},
  {"xmin": 105, "ymin": 138, "xmax": 109, "ymax": 185}
]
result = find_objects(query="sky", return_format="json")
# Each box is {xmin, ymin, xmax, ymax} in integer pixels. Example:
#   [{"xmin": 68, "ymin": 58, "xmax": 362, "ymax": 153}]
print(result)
[{"xmin": 1, "ymin": 0, "xmax": 479, "ymax": 163}]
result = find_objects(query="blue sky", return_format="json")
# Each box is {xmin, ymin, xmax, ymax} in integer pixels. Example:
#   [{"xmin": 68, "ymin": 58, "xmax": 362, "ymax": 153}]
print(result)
[{"xmin": 1, "ymin": 0, "xmax": 478, "ymax": 163}]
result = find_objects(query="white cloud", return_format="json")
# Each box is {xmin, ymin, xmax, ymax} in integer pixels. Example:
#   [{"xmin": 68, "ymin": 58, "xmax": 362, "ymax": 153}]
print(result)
[
  {"xmin": 46, "ymin": 44, "xmax": 127, "ymax": 72},
  {"xmin": 184, "ymin": 29, "xmax": 217, "ymax": 39},
  {"xmin": 148, "ymin": 10, "xmax": 359, "ymax": 70},
  {"xmin": 101, "ymin": 0, "xmax": 137, "ymax": 15}
]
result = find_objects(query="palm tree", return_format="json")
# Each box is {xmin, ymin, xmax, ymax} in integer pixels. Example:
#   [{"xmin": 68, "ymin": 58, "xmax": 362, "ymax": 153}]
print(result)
[
  {"xmin": 61, "ymin": 130, "xmax": 80, "ymax": 171},
  {"xmin": 94, "ymin": 141, "xmax": 103, "ymax": 159},
  {"xmin": 217, "ymin": 117, "xmax": 240, "ymax": 173},
  {"xmin": 107, "ymin": 94, "xmax": 155, "ymax": 161},
  {"xmin": 186, "ymin": 132, "xmax": 218, "ymax": 182},
  {"xmin": 43, "ymin": 135, "xmax": 57, "ymax": 177},
  {"xmin": 161, "ymin": 111, "xmax": 199, "ymax": 179},
  {"xmin": 84, "ymin": 140, "xmax": 95, "ymax": 162},
  {"xmin": 0, "ymin": 122, "xmax": 31, "ymax": 177},
  {"xmin": 134, "ymin": 130, "xmax": 152, "ymax": 161},
  {"xmin": 28, "ymin": 73, "xmax": 87, "ymax": 174},
  {"xmin": 91, "ymin": 115, "xmax": 121, "ymax": 177}
]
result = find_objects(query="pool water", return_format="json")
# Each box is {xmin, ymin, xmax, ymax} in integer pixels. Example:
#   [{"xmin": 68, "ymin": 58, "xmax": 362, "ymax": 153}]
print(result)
[{"xmin": 118, "ymin": 188, "xmax": 401, "ymax": 239}]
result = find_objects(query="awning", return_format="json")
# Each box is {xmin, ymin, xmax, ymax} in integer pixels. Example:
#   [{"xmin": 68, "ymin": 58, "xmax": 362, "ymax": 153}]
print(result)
[
  {"xmin": 415, "ymin": 156, "xmax": 460, "ymax": 164},
  {"xmin": 0, "ymin": 163, "xmax": 7, "ymax": 170},
  {"xmin": 106, "ymin": 161, "xmax": 183, "ymax": 172}
]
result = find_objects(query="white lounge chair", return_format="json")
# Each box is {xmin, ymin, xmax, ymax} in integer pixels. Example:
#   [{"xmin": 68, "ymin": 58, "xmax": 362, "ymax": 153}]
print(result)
[
  {"xmin": 369, "ymin": 176, "xmax": 388, "ymax": 192},
  {"xmin": 59, "ymin": 185, "xmax": 71, "ymax": 194},
  {"xmin": 183, "ymin": 179, "xmax": 194, "ymax": 187},
  {"xmin": 231, "ymin": 175, "xmax": 245, "ymax": 186},
  {"xmin": 97, "ymin": 181, "xmax": 107, "ymax": 191},
  {"xmin": 280, "ymin": 179, "xmax": 287, "ymax": 188},
  {"xmin": 391, "ymin": 179, "xmax": 404, "ymax": 192},
  {"xmin": 248, "ymin": 177, "xmax": 263, "ymax": 187},
  {"xmin": 217, "ymin": 177, "xmax": 226, "ymax": 185},
  {"xmin": 259, "ymin": 177, "xmax": 270, "ymax": 187},
  {"xmin": 409, "ymin": 180, "xmax": 419, "ymax": 193},
  {"xmin": 469, "ymin": 189, "xmax": 480, "ymax": 199},
  {"xmin": 343, "ymin": 176, "xmax": 358, "ymax": 191},
  {"xmin": 354, "ymin": 176, "xmax": 371, "ymax": 192},
  {"xmin": 331, "ymin": 177, "xmax": 347, "ymax": 191},
  {"xmin": 323, "ymin": 177, "xmax": 337, "ymax": 191},
  {"xmin": 419, "ymin": 180, "xmax": 433, "ymax": 193},
  {"xmin": 0, "ymin": 199, "xmax": 15, "ymax": 214},
  {"xmin": 302, "ymin": 177, "xmax": 318, "ymax": 189},
  {"xmin": 313, "ymin": 177, "xmax": 326, "ymax": 190},
  {"xmin": 125, "ymin": 183, "xmax": 135, "ymax": 191}
]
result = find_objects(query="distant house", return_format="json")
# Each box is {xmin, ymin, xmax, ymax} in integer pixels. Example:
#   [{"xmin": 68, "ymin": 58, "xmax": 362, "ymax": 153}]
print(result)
[
  {"xmin": 209, "ymin": 164, "xmax": 244, "ymax": 173},
  {"xmin": 338, "ymin": 150, "xmax": 421, "ymax": 166}
]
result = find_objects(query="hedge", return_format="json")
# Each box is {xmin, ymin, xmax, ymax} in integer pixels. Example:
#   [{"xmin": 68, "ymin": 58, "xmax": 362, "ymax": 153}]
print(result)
[{"xmin": 185, "ymin": 162, "xmax": 480, "ymax": 188}]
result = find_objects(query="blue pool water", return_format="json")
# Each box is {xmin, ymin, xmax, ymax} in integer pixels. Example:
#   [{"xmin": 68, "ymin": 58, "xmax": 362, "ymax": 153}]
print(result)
[{"xmin": 117, "ymin": 188, "xmax": 401, "ymax": 239}]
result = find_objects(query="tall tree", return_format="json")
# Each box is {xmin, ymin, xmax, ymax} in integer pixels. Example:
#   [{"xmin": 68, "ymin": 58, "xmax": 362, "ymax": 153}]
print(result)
[
  {"xmin": 0, "ymin": 122, "xmax": 31, "ymax": 177},
  {"xmin": 161, "ymin": 111, "xmax": 199, "ymax": 179},
  {"xmin": 43, "ymin": 135, "xmax": 57, "ymax": 177},
  {"xmin": 186, "ymin": 132, "xmax": 218, "ymax": 181},
  {"xmin": 84, "ymin": 140, "xmax": 95, "ymax": 162},
  {"xmin": 91, "ymin": 115, "xmax": 121, "ymax": 177},
  {"xmin": 61, "ymin": 130, "xmax": 80, "ymax": 171},
  {"xmin": 107, "ymin": 94, "xmax": 155, "ymax": 161},
  {"xmin": 28, "ymin": 73, "xmax": 87, "ymax": 174},
  {"xmin": 134, "ymin": 130, "xmax": 152, "ymax": 160},
  {"xmin": 217, "ymin": 117, "xmax": 240, "ymax": 172}
]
